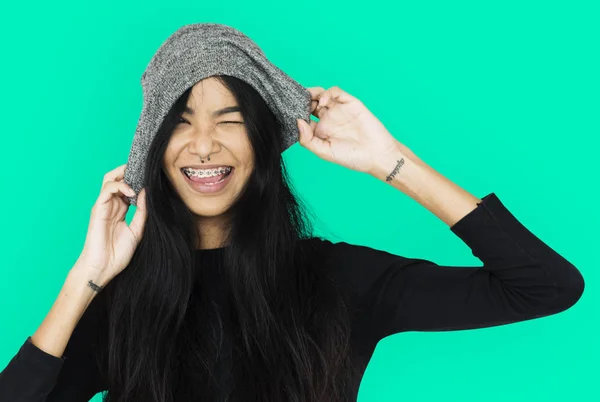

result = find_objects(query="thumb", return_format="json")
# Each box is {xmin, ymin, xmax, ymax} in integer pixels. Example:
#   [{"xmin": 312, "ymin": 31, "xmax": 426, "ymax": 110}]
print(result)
[
  {"xmin": 296, "ymin": 119, "xmax": 333, "ymax": 162},
  {"xmin": 129, "ymin": 187, "xmax": 147, "ymax": 244}
]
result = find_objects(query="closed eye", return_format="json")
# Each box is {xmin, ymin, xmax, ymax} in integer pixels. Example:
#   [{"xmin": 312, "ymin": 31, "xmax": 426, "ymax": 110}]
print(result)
[{"xmin": 176, "ymin": 117, "xmax": 243, "ymax": 125}]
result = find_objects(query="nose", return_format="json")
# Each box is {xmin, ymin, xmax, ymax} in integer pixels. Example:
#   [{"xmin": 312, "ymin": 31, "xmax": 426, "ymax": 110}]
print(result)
[{"xmin": 187, "ymin": 125, "xmax": 220, "ymax": 157}]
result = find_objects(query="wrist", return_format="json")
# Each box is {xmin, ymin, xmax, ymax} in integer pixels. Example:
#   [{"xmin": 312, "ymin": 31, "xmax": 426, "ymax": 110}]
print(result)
[
  {"xmin": 68, "ymin": 266, "xmax": 108, "ymax": 294},
  {"xmin": 370, "ymin": 146, "xmax": 424, "ymax": 190}
]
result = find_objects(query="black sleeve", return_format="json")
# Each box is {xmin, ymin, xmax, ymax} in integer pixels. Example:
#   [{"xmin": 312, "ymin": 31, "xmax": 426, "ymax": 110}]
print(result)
[
  {"xmin": 326, "ymin": 192, "xmax": 585, "ymax": 341},
  {"xmin": 0, "ymin": 287, "xmax": 108, "ymax": 402}
]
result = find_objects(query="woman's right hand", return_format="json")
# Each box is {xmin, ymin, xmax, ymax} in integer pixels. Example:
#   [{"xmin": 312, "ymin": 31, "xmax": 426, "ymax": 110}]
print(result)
[{"xmin": 73, "ymin": 163, "xmax": 148, "ymax": 285}]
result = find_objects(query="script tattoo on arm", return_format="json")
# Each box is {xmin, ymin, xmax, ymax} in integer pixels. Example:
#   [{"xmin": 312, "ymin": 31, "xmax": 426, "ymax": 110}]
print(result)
[{"xmin": 385, "ymin": 158, "xmax": 405, "ymax": 183}]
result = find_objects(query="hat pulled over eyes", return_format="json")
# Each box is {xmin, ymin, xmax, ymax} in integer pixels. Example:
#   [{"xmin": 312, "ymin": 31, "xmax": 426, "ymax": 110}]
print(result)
[{"xmin": 123, "ymin": 22, "xmax": 312, "ymax": 206}]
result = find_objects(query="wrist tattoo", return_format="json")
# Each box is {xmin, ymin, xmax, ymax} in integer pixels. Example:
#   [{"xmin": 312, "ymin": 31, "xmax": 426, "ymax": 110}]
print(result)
[
  {"xmin": 385, "ymin": 158, "xmax": 405, "ymax": 183},
  {"xmin": 87, "ymin": 280, "xmax": 103, "ymax": 292}
]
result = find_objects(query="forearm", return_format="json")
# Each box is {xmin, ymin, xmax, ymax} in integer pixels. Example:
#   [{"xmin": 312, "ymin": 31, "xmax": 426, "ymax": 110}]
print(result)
[
  {"xmin": 30, "ymin": 265, "xmax": 102, "ymax": 359},
  {"xmin": 371, "ymin": 143, "xmax": 482, "ymax": 227}
]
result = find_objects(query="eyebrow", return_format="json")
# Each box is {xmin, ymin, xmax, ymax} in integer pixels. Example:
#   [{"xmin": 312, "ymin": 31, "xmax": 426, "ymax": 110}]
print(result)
[{"xmin": 183, "ymin": 105, "xmax": 241, "ymax": 117}]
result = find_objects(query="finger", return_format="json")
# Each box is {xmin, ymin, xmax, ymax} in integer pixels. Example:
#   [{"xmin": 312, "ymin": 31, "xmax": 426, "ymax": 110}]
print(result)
[
  {"xmin": 102, "ymin": 164, "xmax": 128, "ymax": 187},
  {"xmin": 307, "ymin": 87, "xmax": 326, "ymax": 102},
  {"xmin": 318, "ymin": 86, "xmax": 357, "ymax": 110},
  {"xmin": 297, "ymin": 119, "xmax": 334, "ymax": 163},
  {"xmin": 97, "ymin": 181, "xmax": 136, "ymax": 206},
  {"xmin": 311, "ymin": 99, "xmax": 318, "ymax": 113},
  {"xmin": 308, "ymin": 88, "xmax": 327, "ymax": 117},
  {"xmin": 128, "ymin": 188, "xmax": 147, "ymax": 243},
  {"xmin": 314, "ymin": 91, "xmax": 333, "ymax": 116},
  {"xmin": 313, "ymin": 100, "xmax": 329, "ymax": 119},
  {"xmin": 310, "ymin": 100, "xmax": 320, "ymax": 117}
]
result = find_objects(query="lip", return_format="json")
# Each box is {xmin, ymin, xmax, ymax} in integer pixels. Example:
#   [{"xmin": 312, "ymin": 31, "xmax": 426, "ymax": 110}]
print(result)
[
  {"xmin": 181, "ymin": 168, "xmax": 234, "ymax": 194},
  {"xmin": 182, "ymin": 164, "xmax": 233, "ymax": 169}
]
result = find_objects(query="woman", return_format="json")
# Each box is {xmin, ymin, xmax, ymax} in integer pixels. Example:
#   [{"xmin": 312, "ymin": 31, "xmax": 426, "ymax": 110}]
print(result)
[{"xmin": 0, "ymin": 28, "xmax": 585, "ymax": 402}]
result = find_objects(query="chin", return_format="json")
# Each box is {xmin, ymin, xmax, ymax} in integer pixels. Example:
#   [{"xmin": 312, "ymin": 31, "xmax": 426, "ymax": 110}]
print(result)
[{"xmin": 186, "ymin": 200, "xmax": 233, "ymax": 218}]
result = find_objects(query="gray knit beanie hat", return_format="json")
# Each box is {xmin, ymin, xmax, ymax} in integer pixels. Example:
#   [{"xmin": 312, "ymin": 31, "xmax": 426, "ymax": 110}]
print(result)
[{"xmin": 123, "ymin": 22, "xmax": 312, "ymax": 206}]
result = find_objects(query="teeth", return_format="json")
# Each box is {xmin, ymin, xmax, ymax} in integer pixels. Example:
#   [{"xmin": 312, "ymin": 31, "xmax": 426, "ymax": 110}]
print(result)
[{"xmin": 183, "ymin": 166, "xmax": 232, "ymax": 178}]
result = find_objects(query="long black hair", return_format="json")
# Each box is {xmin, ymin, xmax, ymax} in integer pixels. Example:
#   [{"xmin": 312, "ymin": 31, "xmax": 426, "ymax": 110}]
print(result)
[{"xmin": 95, "ymin": 74, "xmax": 359, "ymax": 401}]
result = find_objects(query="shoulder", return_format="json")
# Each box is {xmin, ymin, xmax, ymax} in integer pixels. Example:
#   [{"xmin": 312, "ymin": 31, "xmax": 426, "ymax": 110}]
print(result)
[
  {"xmin": 301, "ymin": 236, "xmax": 415, "ymax": 267},
  {"xmin": 301, "ymin": 236, "xmax": 430, "ymax": 296}
]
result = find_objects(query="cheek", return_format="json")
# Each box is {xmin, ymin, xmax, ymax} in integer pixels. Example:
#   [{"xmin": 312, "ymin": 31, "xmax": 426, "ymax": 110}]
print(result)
[
  {"xmin": 162, "ymin": 148, "xmax": 182, "ymax": 181},
  {"xmin": 235, "ymin": 139, "xmax": 254, "ymax": 162},
  {"xmin": 162, "ymin": 150, "xmax": 175, "ymax": 171},
  {"xmin": 163, "ymin": 139, "xmax": 179, "ymax": 160}
]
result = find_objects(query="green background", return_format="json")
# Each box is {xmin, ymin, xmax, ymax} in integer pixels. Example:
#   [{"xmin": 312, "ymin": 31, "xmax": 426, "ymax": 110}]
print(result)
[{"xmin": 1, "ymin": 1, "xmax": 597, "ymax": 401}]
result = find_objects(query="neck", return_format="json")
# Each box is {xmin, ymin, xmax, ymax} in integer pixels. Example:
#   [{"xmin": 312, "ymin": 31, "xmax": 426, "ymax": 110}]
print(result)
[{"xmin": 195, "ymin": 215, "xmax": 229, "ymax": 249}]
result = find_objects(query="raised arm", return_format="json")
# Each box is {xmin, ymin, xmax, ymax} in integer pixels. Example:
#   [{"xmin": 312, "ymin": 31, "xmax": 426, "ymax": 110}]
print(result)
[{"xmin": 327, "ymin": 153, "xmax": 584, "ymax": 340}]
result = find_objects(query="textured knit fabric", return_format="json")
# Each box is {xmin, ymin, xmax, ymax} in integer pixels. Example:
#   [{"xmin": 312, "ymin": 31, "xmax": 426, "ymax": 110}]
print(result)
[
  {"xmin": 0, "ymin": 192, "xmax": 585, "ymax": 401},
  {"xmin": 123, "ymin": 23, "xmax": 312, "ymax": 206}
]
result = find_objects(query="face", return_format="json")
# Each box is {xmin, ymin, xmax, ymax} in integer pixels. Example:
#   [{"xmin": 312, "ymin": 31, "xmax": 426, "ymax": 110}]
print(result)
[{"xmin": 163, "ymin": 77, "xmax": 254, "ymax": 222}]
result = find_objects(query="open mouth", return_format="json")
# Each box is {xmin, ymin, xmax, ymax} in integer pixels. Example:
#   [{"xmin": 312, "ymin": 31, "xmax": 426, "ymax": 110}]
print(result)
[{"xmin": 181, "ymin": 167, "xmax": 233, "ymax": 183}]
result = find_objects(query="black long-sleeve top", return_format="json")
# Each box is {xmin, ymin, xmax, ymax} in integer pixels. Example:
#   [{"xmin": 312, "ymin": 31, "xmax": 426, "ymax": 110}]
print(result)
[{"xmin": 0, "ymin": 192, "xmax": 585, "ymax": 401}]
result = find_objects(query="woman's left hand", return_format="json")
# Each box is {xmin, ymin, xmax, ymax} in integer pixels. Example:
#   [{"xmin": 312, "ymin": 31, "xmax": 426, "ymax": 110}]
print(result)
[{"xmin": 297, "ymin": 86, "xmax": 402, "ymax": 176}]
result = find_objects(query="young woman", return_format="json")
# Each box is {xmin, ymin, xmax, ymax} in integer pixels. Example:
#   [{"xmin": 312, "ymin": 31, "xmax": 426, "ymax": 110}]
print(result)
[{"xmin": 0, "ymin": 42, "xmax": 585, "ymax": 402}]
